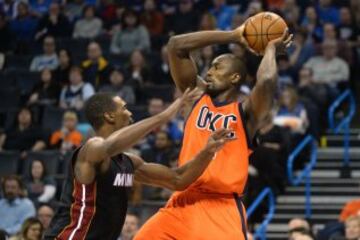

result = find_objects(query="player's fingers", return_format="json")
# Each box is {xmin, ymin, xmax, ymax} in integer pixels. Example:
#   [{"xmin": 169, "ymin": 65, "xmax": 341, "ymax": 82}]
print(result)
[
  {"xmin": 281, "ymin": 28, "xmax": 289, "ymax": 40},
  {"xmin": 284, "ymin": 34, "xmax": 293, "ymax": 44},
  {"xmin": 211, "ymin": 128, "xmax": 228, "ymax": 139}
]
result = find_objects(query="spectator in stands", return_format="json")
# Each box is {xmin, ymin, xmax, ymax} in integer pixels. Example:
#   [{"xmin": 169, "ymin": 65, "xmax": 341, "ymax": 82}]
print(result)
[
  {"xmin": 350, "ymin": 0, "xmax": 360, "ymax": 26},
  {"xmin": 30, "ymin": 36, "xmax": 59, "ymax": 72},
  {"xmin": 10, "ymin": 2, "xmax": 38, "ymax": 53},
  {"xmin": 64, "ymin": 0, "xmax": 86, "ymax": 22},
  {"xmin": 138, "ymin": 98, "xmax": 166, "ymax": 150},
  {"xmin": 50, "ymin": 111, "xmax": 83, "ymax": 153},
  {"xmin": 118, "ymin": 213, "xmax": 140, "ymax": 240},
  {"xmin": 288, "ymin": 28, "xmax": 315, "ymax": 73},
  {"xmin": 35, "ymin": 2, "xmax": 71, "ymax": 41},
  {"xmin": 343, "ymin": 216, "xmax": 360, "ymax": 240},
  {"xmin": 277, "ymin": 55, "xmax": 296, "ymax": 87},
  {"xmin": 104, "ymin": 3, "xmax": 125, "ymax": 33},
  {"xmin": 73, "ymin": 5, "xmax": 103, "ymax": 39},
  {"xmin": 288, "ymin": 218, "xmax": 312, "ymax": 240},
  {"xmin": 304, "ymin": 39, "xmax": 350, "ymax": 98},
  {"xmin": 168, "ymin": 0, "xmax": 199, "ymax": 35},
  {"xmin": 9, "ymin": 217, "xmax": 43, "ymax": 240},
  {"xmin": 198, "ymin": 12, "xmax": 217, "ymax": 31},
  {"xmin": 28, "ymin": 68, "xmax": 61, "ymax": 107},
  {"xmin": 0, "ymin": 175, "xmax": 36, "ymax": 236},
  {"xmin": 99, "ymin": 67, "xmax": 136, "ymax": 105},
  {"xmin": 110, "ymin": 9, "xmax": 150, "ymax": 55},
  {"xmin": 24, "ymin": 159, "xmax": 56, "ymax": 205},
  {"xmin": 53, "ymin": 49, "xmax": 72, "ymax": 86},
  {"xmin": 153, "ymin": 45, "xmax": 171, "ymax": 85},
  {"xmin": 338, "ymin": 7, "xmax": 359, "ymax": 42},
  {"xmin": 250, "ymin": 116, "xmax": 291, "ymax": 194},
  {"xmin": 59, "ymin": 66, "xmax": 95, "ymax": 111},
  {"xmin": 98, "ymin": 0, "xmax": 118, "ymax": 28},
  {"xmin": 81, "ymin": 42, "xmax": 111, "ymax": 89},
  {"xmin": 140, "ymin": 0, "xmax": 164, "ymax": 37},
  {"xmin": 317, "ymin": 0, "xmax": 340, "ymax": 26},
  {"xmin": 210, "ymin": 0, "xmax": 236, "ymax": 30},
  {"xmin": 274, "ymin": 86, "xmax": 309, "ymax": 135},
  {"xmin": 340, "ymin": 199, "xmax": 360, "ymax": 222},
  {"xmin": 281, "ymin": 0, "xmax": 300, "ymax": 30},
  {"xmin": 301, "ymin": 6, "xmax": 322, "ymax": 41},
  {"xmin": 141, "ymin": 130, "xmax": 176, "ymax": 167},
  {"xmin": 37, "ymin": 204, "xmax": 54, "ymax": 232},
  {"xmin": 0, "ymin": 0, "xmax": 19, "ymax": 19},
  {"xmin": 128, "ymin": 49, "xmax": 151, "ymax": 88},
  {"xmin": 322, "ymin": 23, "xmax": 353, "ymax": 64},
  {"xmin": 0, "ymin": 107, "xmax": 47, "ymax": 153},
  {"xmin": 30, "ymin": 0, "xmax": 52, "ymax": 17},
  {"xmin": 0, "ymin": 12, "xmax": 12, "ymax": 54}
]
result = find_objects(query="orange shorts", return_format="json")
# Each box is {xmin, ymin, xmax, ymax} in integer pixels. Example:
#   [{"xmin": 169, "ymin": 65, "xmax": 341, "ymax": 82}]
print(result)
[{"xmin": 134, "ymin": 190, "xmax": 247, "ymax": 240}]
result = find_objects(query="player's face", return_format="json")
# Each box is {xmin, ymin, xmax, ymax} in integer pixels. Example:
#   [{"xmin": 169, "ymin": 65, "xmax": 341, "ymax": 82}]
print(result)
[
  {"xmin": 205, "ymin": 56, "xmax": 235, "ymax": 96},
  {"xmin": 112, "ymin": 97, "xmax": 133, "ymax": 130}
]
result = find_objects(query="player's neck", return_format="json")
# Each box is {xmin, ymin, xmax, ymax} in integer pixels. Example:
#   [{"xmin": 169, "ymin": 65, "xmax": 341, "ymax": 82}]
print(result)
[
  {"xmin": 213, "ymin": 88, "xmax": 238, "ymax": 103},
  {"xmin": 95, "ymin": 126, "xmax": 115, "ymax": 139}
]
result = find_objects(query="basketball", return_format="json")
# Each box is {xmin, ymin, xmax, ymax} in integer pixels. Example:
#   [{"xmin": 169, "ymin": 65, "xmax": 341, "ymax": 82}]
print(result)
[{"xmin": 244, "ymin": 12, "xmax": 287, "ymax": 55}]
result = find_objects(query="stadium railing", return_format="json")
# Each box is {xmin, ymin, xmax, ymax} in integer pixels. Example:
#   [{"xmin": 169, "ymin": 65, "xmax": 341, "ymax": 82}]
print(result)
[
  {"xmin": 247, "ymin": 187, "xmax": 275, "ymax": 240},
  {"xmin": 287, "ymin": 135, "xmax": 317, "ymax": 219},
  {"xmin": 328, "ymin": 89, "xmax": 356, "ymax": 166}
]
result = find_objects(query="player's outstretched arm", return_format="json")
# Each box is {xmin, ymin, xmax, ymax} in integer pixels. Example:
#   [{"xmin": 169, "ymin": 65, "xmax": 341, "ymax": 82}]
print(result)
[
  {"xmin": 168, "ymin": 27, "xmax": 249, "ymax": 92},
  {"xmin": 75, "ymin": 89, "xmax": 201, "ymax": 184},
  {"xmin": 243, "ymin": 29, "xmax": 293, "ymax": 139},
  {"xmin": 132, "ymin": 129, "xmax": 231, "ymax": 191}
]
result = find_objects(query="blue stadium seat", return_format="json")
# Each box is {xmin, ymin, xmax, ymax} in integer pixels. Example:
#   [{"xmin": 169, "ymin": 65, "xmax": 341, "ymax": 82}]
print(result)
[
  {"xmin": 4, "ymin": 55, "xmax": 33, "ymax": 70},
  {"xmin": 42, "ymin": 106, "xmax": 65, "ymax": 132},
  {"xmin": 0, "ymin": 71, "xmax": 16, "ymax": 89},
  {"xmin": 23, "ymin": 150, "xmax": 61, "ymax": 176},
  {"xmin": 0, "ymin": 151, "xmax": 20, "ymax": 177},
  {"xmin": 12, "ymin": 70, "xmax": 41, "ymax": 96},
  {"xmin": 127, "ymin": 105, "xmax": 148, "ymax": 121},
  {"xmin": 142, "ymin": 85, "xmax": 174, "ymax": 102},
  {"xmin": 0, "ymin": 87, "xmax": 20, "ymax": 112}
]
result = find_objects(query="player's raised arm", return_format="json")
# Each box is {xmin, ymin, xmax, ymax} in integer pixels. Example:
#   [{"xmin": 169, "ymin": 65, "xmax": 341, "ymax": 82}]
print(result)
[
  {"xmin": 79, "ymin": 89, "xmax": 201, "ymax": 173},
  {"xmin": 131, "ymin": 129, "xmax": 231, "ymax": 191},
  {"xmin": 167, "ymin": 28, "xmax": 249, "ymax": 92},
  {"xmin": 243, "ymin": 29, "xmax": 293, "ymax": 139}
]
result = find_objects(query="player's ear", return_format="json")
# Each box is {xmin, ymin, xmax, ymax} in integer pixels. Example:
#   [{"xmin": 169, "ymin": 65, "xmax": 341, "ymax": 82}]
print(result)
[
  {"xmin": 104, "ymin": 112, "xmax": 115, "ymax": 125},
  {"xmin": 230, "ymin": 73, "xmax": 241, "ymax": 85}
]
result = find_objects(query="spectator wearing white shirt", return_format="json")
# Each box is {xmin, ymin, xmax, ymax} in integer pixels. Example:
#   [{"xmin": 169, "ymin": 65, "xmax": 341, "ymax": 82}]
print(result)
[
  {"xmin": 30, "ymin": 36, "xmax": 59, "ymax": 72},
  {"xmin": 304, "ymin": 39, "xmax": 349, "ymax": 98},
  {"xmin": 59, "ymin": 66, "xmax": 95, "ymax": 111},
  {"xmin": 73, "ymin": 5, "xmax": 103, "ymax": 39}
]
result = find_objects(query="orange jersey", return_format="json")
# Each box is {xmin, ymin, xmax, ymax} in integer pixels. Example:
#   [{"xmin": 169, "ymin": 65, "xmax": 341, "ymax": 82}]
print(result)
[{"xmin": 179, "ymin": 94, "xmax": 252, "ymax": 195}]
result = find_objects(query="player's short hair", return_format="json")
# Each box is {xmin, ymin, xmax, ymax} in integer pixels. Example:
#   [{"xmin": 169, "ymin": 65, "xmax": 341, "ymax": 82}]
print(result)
[
  {"xmin": 85, "ymin": 93, "xmax": 117, "ymax": 130},
  {"xmin": 222, "ymin": 54, "xmax": 247, "ymax": 85}
]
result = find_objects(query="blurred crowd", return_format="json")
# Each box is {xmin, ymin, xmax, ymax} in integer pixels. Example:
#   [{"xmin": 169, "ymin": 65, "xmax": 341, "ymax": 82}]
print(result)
[{"xmin": 0, "ymin": 0, "xmax": 359, "ymax": 239}]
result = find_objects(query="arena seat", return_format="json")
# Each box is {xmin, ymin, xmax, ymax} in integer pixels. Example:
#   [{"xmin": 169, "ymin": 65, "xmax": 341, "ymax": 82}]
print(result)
[
  {"xmin": 142, "ymin": 85, "xmax": 174, "ymax": 102},
  {"xmin": 13, "ymin": 70, "xmax": 41, "ymax": 96},
  {"xmin": 22, "ymin": 150, "xmax": 61, "ymax": 176},
  {"xmin": 4, "ymin": 55, "xmax": 33, "ymax": 70},
  {"xmin": 0, "ymin": 87, "xmax": 20, "ymax": 112},
  {"xmin": 42, "ymin": 106, "xmax": 65, "ymax": 132},
  {"xmin": 0, "ymin": 151, "xmax": 20, "ymax": 177}
]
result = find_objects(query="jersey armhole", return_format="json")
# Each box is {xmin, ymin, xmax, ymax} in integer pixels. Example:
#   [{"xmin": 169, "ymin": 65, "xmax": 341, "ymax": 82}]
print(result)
[
  {"xmin": 238, "ymin": 103, "xmax": 255, "ymax": 150},
  {"xmin": 182, "ymin": 93, "xmax": 205, "ymax": 130}
]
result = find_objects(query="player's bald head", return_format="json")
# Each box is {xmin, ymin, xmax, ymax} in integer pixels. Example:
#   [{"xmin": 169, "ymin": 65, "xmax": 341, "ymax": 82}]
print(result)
[{"xmin": 215, "ymin": 53, "xmax": 247, "ymax": 85}]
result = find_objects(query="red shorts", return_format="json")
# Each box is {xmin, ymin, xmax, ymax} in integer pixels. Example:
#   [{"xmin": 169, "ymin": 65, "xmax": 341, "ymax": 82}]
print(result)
[{"xmin": 134, "ymin": 190, "xmax": 247, "ymax": 240}]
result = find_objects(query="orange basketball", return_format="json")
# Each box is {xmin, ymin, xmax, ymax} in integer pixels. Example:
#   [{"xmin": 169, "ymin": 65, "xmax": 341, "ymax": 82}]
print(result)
[{"xmin": 244, "ymin": 12, "xmax": 287, "ymax": 55}]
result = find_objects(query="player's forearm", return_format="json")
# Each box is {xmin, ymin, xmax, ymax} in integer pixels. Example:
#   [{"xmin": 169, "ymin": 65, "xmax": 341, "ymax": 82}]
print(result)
[
  {"xmin": 105, "ymin": 113, "xmax": 170, "ymax": 157},
  {"xmin": 256, "ymin": 44, "xmax": 278, "ymax": 84},
  {"xmin": 172, "ymin": 148, "xmax": 215, "ymax": 191},
  {"xmin": 168, "ymin": 30, "xmax": 238, "ymax": 55}
]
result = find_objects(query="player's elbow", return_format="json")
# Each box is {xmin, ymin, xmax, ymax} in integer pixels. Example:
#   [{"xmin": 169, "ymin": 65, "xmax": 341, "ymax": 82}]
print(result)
[{"xmin": 167, "ymin": 36, "xmax": 188, "ymax": 58}]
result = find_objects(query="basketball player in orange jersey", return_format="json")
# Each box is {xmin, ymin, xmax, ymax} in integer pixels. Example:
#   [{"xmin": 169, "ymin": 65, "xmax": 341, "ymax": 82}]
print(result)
[
  {"xmin": 44, "ymin": 89, "xmax": 232, "ymax": 240},
  {"xmin": 135, "ymin": 25, "xmax": 292, "ymax": 240}
]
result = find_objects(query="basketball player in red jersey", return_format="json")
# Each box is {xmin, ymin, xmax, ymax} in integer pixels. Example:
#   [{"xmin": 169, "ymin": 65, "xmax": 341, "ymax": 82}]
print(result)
[
  {"xmin": 135, "ymin": 25, "xmax": 292, "ymax": 239},
  {"xmin": 44, "ymin": 89, "xmax": 232, "ymax": 240}
]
